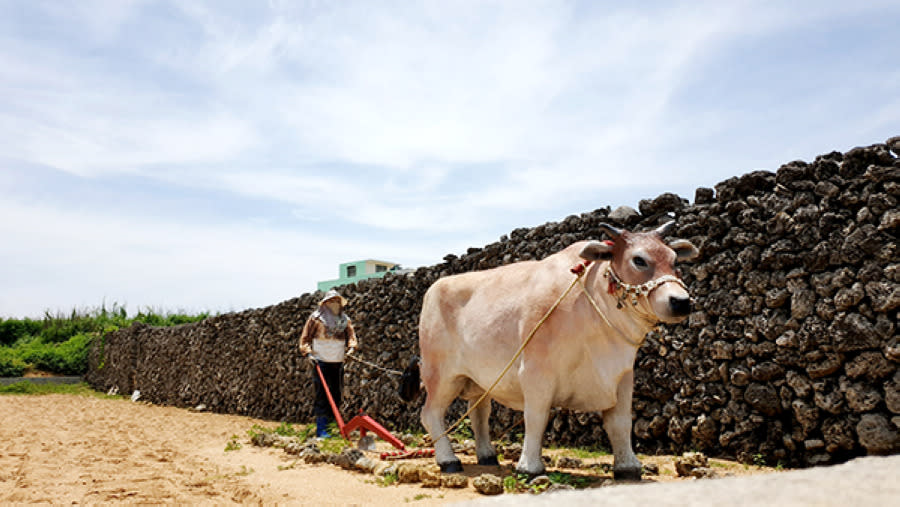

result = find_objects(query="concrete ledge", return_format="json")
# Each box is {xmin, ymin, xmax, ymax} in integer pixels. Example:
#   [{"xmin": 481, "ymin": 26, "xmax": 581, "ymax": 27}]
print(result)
[{"xmin": 466, "ymin": 455, "xmax": 900, "ymax": 507}]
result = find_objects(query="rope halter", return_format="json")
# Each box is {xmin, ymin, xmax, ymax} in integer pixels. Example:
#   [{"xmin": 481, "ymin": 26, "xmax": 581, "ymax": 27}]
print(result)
[{"xmin": 604, "ymin": 265, "xmax": 687, "ymax": 309}]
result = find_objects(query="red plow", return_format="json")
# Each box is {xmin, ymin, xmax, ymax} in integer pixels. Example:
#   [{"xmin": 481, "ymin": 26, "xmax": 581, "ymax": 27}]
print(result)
[{"xmin": 314, "ymin": 363, "xmax": 407, "ymax": 452}]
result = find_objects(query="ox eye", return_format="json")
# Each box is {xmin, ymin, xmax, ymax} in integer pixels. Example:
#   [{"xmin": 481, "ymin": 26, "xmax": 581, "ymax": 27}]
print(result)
[{"xmin": 633, "ymin": 256, "xmax": 648, "ymax": 268}]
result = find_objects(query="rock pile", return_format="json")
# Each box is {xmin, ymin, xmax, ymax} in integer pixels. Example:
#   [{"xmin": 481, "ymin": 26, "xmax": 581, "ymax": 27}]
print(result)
[{"xmin": 86, "ymin": 138, "xmax": 899, "ymax": 467}]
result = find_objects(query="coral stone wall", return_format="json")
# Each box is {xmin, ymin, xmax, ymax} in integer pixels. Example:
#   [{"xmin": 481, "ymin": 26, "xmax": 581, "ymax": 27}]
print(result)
[{"xmin": 87, "ymin": 138, "xmax": 900, "ymax": 466}]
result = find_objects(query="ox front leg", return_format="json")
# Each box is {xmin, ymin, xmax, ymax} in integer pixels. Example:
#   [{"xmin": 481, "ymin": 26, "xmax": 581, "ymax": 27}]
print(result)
[
  {"xmin": 602, "ymin": 370, "xmax": 642, "ymax": 481},
  {"xmin": 468, "ymin": 398, "xmax": 499, "ymax": 466},
  {"xmin": 517, "ymin": 396, "xmax": 551, "ymax": 476}
]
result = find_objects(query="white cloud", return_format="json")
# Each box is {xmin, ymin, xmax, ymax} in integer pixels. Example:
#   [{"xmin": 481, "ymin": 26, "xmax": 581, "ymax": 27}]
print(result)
[
  {"xmin": 0, "ymin": 0, "xmax": 898, "ymax": 317},
  {"xmin": 35, "ymin": 0, "xmax": 146, "ymax": 45},
  {"xmin": 0, "ymin": 197, "xmax": 444, "ymax": 318}
]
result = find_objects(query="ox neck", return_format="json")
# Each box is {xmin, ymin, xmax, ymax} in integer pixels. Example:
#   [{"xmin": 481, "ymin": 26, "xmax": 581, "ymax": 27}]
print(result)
[{"xmin": 579, "ymin": 262, "xmax": 657, "ymax": 348}]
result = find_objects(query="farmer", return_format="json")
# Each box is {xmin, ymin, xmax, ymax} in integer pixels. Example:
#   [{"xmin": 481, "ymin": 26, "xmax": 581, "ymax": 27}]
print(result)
[{"xmin": 299, "ymin": 289, "xmax": 358, "ymax": 438}]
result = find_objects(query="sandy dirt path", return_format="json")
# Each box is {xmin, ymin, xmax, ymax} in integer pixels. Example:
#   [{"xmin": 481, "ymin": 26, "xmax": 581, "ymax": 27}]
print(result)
[{"xmin": 0, "ymin": 394, "xmax": 482, "ymax": 505}]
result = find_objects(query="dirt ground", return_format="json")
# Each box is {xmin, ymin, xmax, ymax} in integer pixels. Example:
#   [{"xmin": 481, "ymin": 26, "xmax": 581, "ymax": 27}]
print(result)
[{"xmin": 0, "ymin": 394, "xmax": 776, "ymax": 505}]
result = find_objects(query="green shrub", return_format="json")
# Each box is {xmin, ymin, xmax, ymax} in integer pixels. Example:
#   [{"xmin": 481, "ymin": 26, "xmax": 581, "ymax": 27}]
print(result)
[
  {"xmin": 1, "ymin": 304, "xmax": 211, "ymax": 377},
  {"xmin": 55, "ymin": 333, "xmax": 93, "ymax": 374},
  {"xmin": 0, "ymin": 318, "xmax": 42, "ymax": 347},
  {"xmin": 17, "ymin": 333, "xmax": 94, "ymax": 375},
  {"xmin": 0, "ymin": 348, "xmax": 27, "ymax": 377}
]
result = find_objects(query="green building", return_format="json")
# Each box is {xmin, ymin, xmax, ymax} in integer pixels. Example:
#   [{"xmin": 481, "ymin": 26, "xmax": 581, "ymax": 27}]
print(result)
[{"xmin": 317, "ymin": 259, "xmax": 401, "ymax": 291}]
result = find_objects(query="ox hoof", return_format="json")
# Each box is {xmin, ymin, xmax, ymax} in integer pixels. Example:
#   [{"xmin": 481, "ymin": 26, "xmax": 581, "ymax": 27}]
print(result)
[
  {"xmin": 477, "ymin": 455, "xmax": 500, "ymax": 466},
  {"xmin": 613, "ymin": 467, "xmax": 642, "ymax": 481},
  {"xmin": 515, "ymin": 465, "xmax": 546, "ymax": 478},
  {"xmin": 439, "ymin": 460, "xmax": 464, "ymax": 474}
]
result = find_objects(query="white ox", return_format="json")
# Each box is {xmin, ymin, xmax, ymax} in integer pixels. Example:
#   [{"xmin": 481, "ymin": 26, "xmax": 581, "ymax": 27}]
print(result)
[{"xmin": 400, "ymin": 221, "xmax": 699, "ymax": 478}]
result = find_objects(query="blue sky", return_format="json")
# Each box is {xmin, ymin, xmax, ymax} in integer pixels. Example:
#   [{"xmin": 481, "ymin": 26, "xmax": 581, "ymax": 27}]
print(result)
[{"xmin": 1, "ymin": 0, "xmax": 898, "ymax": 319}]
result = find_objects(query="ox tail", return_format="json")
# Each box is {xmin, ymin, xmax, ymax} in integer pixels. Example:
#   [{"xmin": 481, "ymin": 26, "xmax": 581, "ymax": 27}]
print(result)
[{"xmin": 398, "ymin": 355, "xmax": 422, "ymax": 403}]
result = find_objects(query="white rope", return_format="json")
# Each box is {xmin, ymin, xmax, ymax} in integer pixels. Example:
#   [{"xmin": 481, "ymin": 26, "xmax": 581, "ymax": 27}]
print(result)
[
  {"xmin": 605, "ymin": 265, "xmax": 686, "ymax": 308},
  {"xmin": 346, "ymin": 353, "xmax": 403, "ymax": 376},
  {"xmin": 577, "ymin": 274, "xmax": 645, "ymax": 348}
]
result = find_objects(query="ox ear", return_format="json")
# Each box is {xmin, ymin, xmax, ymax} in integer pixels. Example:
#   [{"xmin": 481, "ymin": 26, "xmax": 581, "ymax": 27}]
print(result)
[
  {"xmin": 579, "ymin": 241, "xmax": 614, "ymax": 262},
  {"xmin": 669, "ymin": 239, "xmax": 699, "ymax": 262}
]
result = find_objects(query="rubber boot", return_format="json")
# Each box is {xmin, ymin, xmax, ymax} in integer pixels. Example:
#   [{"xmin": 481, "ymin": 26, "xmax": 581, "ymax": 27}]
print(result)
[{"xmin": 316, "ymin": 416, "xmax": 330, "ymax": 438}]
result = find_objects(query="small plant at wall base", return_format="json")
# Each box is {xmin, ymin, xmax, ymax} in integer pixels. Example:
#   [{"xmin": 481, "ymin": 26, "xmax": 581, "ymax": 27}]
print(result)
[
  {"xmin": 451, "ymin": 417, "xmax": 473, "ymax": 440},
  {"xmin": 378, "ymin": 472, "xmax": 398, "ymax": 487},
  {"xmin": 225, "ymin": 436, "xmax": 242, "ymax": 452}
]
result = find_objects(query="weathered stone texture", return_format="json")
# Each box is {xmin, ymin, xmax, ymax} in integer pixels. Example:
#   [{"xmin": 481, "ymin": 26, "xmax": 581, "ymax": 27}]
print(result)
[{"xmin": 87, "ymin": 140, "xmax": 899, "ymax": 467}]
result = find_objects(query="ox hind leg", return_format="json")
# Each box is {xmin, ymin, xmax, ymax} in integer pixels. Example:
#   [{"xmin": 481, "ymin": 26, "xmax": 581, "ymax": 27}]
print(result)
[
  {"xmin": 421, "ymin": 376, "xmax": 466, "ymax": 473},
  {"xmin": 602, "ymin": 370, "xmax": 642, "ymax": 480},
  {"xmin": 467, "ymin": 398, "xmax": 499, "ymax": 466},
  {"xmin": 517, "ymin": 393, "xmax": 552, "ymax": 476}
]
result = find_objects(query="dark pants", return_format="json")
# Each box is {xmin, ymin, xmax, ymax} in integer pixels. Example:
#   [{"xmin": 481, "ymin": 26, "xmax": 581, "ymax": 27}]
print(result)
[{"xmin": 313, "ymin": 361, "xmax": 343, "ymax": 419}]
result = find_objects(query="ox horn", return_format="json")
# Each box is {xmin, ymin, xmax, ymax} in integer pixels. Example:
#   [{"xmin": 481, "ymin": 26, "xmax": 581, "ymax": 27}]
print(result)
[
  {"xmin": 653, "ymin": 220, "xmax": 676, "ymax": 237},
  {"xmin": 597, "ymin": 223, "xmax": 623, "ymax": 240}
]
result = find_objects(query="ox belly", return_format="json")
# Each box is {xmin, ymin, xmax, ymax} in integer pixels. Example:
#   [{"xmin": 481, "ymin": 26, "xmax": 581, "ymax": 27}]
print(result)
[
  {"xmin": 548, "ymin": 336, "xmax": 640, "ymax": 412},
  {"xmin": 455, "ymin": 342, "xmax": 635, "ymax": 414}
]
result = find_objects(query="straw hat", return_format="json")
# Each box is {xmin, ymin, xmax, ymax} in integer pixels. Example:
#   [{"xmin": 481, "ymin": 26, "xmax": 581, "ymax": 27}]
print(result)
[{"xmin": 319, "ymin": 289, "xmax": 348, "ymax": 307}]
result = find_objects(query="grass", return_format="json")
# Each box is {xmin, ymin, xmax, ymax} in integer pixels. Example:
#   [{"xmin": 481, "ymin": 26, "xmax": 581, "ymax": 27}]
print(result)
[
  {"xmin": 449, "ymin": 417, "xmax": 473, "ymax": 441},
  {"xmin": 503, "ymin": 473, "xmax": 541, "ymax": 493},
  {"xmin": 0, "ymin": 380, "xmax": 118, "ymax": 397},
  {"xmin": 569, "ymin": 446, "xmax": 610, "ymax": 459},
  {"xmin": 225, "ymin": 435, "xmax": 242, "ymax": 452},
  {"xmin": 273, "ymin": 421, "xmax": 306, "ymax": 438},
  {"xmin": 547, "ymin": 471, "xmax": 595, "ymax": 488},
  {"xmin": 378, "ymin": 472, "xmax": 399, "ymax": 487},
  {"xmin": 248, "ymin": 422, "xmax": 320, "ymax": 447},
  {"xmin": 502, "ymin": 470, "xmax": 597, "ymax": 494},
  {"xmin": 246, "ymin": 421, "xmax": 348, "ymax": 453},
  {"xmin": 547, "ymin": 444, "xmax": 610, "ymax": 459},
  {"xmin": 319, "ymin": 436, "xmax": 351, "ymax": 454},
  {"xmin": 1, "ymin": 303, "xmax": 210, "ymax": 377}
]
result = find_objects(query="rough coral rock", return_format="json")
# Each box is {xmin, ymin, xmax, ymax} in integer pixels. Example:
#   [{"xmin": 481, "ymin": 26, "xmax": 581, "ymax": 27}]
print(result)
[
  {"xmin": 473, "ymin": 474, "xmax": 504, "ymax": 495},
  {"xmin": 85, "ymin": 140, "xmax": 900, "ymax": 469}
]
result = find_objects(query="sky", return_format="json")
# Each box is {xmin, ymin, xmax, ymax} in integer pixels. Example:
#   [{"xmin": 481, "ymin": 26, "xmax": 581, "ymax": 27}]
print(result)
[{"xmin": 1, "ymin": 0, "xmax": 899, "ymax": 319}]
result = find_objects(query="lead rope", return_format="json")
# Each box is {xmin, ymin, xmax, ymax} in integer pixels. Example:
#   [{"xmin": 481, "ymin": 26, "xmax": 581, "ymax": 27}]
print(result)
[
  {"xmin": 346, "ymin": 353, "xmax": 403, "ymax": 376},
  {"xmin": 576, "ymin": 274, "xmax": 645, "ymax": 348}
]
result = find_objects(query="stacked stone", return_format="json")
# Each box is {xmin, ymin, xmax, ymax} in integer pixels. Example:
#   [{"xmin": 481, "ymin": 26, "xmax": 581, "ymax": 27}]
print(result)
[
  {"xmin": 86, "ymin": 137, "xmax": 899, "ymax": 467},
  {"xmin": 629, "ymin": 140, "xmax": 899, "ymax": 466}
]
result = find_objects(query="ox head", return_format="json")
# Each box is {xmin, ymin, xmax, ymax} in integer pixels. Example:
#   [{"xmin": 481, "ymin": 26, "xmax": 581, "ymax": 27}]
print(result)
[{"xmin": 578, "ymin": 221, "xmax": 699, "ymax": 324}]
